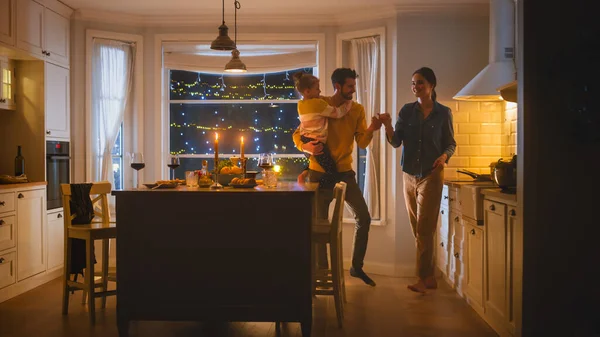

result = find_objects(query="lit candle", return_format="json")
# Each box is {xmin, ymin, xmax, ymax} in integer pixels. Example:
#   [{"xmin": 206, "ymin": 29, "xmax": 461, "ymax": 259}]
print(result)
[
  {"xmin": 240, "ymin": 136, "xmax": 244, "ymax": 159},
  {"xmin": 214, "ymin": 132, "xmax": 219, "ymax": 170}
]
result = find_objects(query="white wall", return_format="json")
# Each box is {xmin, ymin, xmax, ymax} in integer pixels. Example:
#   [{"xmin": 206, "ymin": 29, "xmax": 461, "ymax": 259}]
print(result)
[{"xmin": 70, "ymin": 8, "xmax": 489, "ymax": 277}]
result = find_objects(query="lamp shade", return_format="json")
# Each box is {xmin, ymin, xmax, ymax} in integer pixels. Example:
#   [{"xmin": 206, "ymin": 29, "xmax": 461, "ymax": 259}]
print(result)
[
  {"xmin": 210, "ymin": 24, "xmax": 236, "ymax": 51},
  {"xmin": 224, "ymin": 49, "xmax": 247, "ymax": 72}
]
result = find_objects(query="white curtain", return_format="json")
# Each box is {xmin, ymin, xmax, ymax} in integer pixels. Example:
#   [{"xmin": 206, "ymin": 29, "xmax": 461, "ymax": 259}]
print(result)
[
  {"xmin": 91, "ymin": 39, "xmax": 135, "ymax": 186},
  {"xmin": 350, "ymin": 37, "xmax": 381, "ymax": 219}
]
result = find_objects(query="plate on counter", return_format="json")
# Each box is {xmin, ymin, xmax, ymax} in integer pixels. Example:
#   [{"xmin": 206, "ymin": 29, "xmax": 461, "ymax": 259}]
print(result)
[
  {"xmin": 143, "ymin": 183, "xmax": 178, "ymax": 189},
  {"xmin": 230, "ymin": 183, "xmax": 257, "ymax": 189}
]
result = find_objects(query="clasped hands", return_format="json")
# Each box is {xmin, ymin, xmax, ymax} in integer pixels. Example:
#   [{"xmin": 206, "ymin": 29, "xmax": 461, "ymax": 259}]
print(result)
[{"xmin": 368, "ymin": 113, "xmax": 393, "ymax": 132}]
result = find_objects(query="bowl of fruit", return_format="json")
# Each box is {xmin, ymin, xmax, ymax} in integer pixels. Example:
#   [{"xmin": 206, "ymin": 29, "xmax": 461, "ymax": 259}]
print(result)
[{"xmin": 216, "ymin": 159, "xmax": 243, "ymax": 186}]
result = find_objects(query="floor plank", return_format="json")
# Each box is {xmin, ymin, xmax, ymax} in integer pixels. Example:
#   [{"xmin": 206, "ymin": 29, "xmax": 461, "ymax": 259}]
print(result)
[{"xmin": 0, "ymin": 272, "xmax": 497, "ymax": 337}]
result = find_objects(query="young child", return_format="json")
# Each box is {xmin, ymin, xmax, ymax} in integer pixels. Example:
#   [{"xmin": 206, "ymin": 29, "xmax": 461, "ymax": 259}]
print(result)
[{"xmin": 294, "ymin": 72, "xmax": 352, "ymax": 188}]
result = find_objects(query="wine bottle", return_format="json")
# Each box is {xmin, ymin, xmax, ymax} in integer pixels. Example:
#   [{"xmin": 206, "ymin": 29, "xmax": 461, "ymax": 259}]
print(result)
[{"xmin": 15, "ymin": 145, "xmax": 25, "ymax": 176}]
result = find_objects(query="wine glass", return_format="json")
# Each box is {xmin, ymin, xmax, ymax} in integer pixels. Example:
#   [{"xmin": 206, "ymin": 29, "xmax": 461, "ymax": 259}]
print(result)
[
  {"xmin": 258, "ymin": 153, "xmax": 274, "ymax": 170},
  {"xmin": 168, "ymin": 154, "xmax": 180, "ymax": 180},
  {"xmin": 129, "ymin": 152, "xmax": 145, "ymax": 189},
  {"xmin": 259, "ymin": 153, "xmax": 277, "ymax": 188}
]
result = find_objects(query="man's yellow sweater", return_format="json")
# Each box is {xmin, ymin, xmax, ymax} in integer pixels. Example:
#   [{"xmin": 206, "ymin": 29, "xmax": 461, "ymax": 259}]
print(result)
[{"xmin": 293, "ymin": 97, "xmax": 373, "ymax": 173}]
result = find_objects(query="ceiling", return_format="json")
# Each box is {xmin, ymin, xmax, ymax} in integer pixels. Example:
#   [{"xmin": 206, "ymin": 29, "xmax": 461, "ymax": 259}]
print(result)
[{"xmin": 60, "ymin": 0, "xmax": 487, "ymax": 17}]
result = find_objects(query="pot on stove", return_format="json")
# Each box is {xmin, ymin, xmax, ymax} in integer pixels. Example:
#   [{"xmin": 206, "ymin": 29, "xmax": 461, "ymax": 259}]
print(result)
[{"xmin": 491, "ymin": 155, "xmax": 517, "ymax": 191}]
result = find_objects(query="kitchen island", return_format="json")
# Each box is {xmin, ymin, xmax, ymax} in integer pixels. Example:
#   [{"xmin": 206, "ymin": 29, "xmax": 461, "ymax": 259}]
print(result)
[{"xmin": 112, "ymin": 183, "xmax": 318, "ymax": 337}]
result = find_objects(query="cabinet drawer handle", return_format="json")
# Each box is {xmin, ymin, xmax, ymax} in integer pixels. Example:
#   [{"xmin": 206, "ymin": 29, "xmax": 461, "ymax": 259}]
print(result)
[
  {"xmin": 489, "ymin": 204, "xmax": 495, "ymax": 211},
  {"xmin": 46, "ymin": 130, "xmax": 51, "ymax": 135},
  {"xmin": 18, "ymin": 193, "xmax": 24, "ymax": 199},
  {"xmin": 0, "ymin": 201, "xmax": 5, "ymax": 206},
  {"xmin": 0, "ymin": 257, "xmax": 4, "ymax": 264},
  {"xmin": 441, "ymin": 210, "xmax": 444, "ymax": 215},
  {"xmin": 454, "ymin": 216, "xmax": 459, "ymax": 222},
  {"xmin": 443, "ymin": 196, "xmax": 448, "ymax": 200},
  {"xmin": 57, "ymin": 213, "xmax": 63, "ymax": 218},
  {"xmin": 454, "ymin": 252, "xmax": 459, "ymax": 258},
  {"xmin": 510, "ymin": 209, "xmax": 516, "ymax": 216},
  {"xmin": 440, "ymin": 242, "xmax": 444, "ymax": 247},
  {"xmin": 470, "ymin": 229, "xmax": 475, "ymax": 235}
]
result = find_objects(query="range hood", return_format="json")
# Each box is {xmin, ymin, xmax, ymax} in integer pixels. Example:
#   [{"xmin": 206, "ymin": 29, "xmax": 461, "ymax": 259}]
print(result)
[{"xmin": 454, "ymin": 0, "xmax": 515, "ymax": 101}]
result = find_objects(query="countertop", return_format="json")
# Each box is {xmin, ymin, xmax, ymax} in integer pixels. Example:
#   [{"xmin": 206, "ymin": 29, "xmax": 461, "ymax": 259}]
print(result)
[
  {"xmin": 0, "ymin": 181, "xmax": 47, "ymax": 190},
  {"xmin": 444, "ymin": 179, "xmax": 495, "ymax": 188},
  {"xmin": 113, "ymin": 182, "xmax": 318, "ymax": 194},
  {"xmin": 481, "ymin": 188, "xmax": 517, "ymax": 203}
]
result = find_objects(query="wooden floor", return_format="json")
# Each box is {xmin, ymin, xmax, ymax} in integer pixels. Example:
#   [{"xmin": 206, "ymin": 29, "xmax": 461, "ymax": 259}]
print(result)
[{"xmin": 0, "ymin": 273, "xmax": 497, "ymax": 337}]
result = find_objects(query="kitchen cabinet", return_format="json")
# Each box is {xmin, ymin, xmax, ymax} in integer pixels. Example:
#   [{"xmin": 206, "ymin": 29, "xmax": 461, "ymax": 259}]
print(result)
[
  {"xmin": 464, "ymin": 218, "xmax": 484, "ymax": 315},
  {"xmin": 0, "ymin": 184, "xmax": 59, "ymax": 305},
  {"xmin": 16, "ymin": 188, "xmax": 46, "ymax": 281},
  {"xmin": 0, "ymin": 0, "xmax": 16, "ymax": 46},
  {"xmin": 0, "ymin": 58, "xmax": 16, "ymax": 110},
  {"xmin": 46, "ymin": 209, "xmax": 64, "ymax": 271},
  {"xmin": 436, "ymin": 206, "xmax": 449, "ymax": 276},
  {"xmin": 0, "ymin": 215, "xmax": 16, "ymax": 252},
  {"xmin": 45, "ymin": 62, "xmax": 70, "ymax": 139},
  {"xmin": 484, "ymin": 199, "xmax": 507, "ymax": 334},
  {"xmin": 507, "ymin": 205, "xmax": 521, "ymax": 336},
  {"xmin": 0, "ymin": 251, "xmax": 16, "ymax": 289},
  {"xmin": 16, "ymin": 0, "xmax": 70, "ymax": 68}
]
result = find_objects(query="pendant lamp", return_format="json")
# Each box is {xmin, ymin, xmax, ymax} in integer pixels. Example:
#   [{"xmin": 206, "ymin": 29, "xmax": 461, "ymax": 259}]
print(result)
[
  {"xmin": 210, "ymin": 0, "xmax": 236, "ymax": 50},
  {"xmin": 224, "ymin": 0, "xmax": 247, "ymax": 73}
]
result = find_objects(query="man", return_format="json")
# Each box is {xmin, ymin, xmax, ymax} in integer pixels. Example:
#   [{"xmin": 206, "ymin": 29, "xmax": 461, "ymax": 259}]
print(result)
[{"xmin": 292, "ymin": 68, "xmax": 382, "ymax": 286}]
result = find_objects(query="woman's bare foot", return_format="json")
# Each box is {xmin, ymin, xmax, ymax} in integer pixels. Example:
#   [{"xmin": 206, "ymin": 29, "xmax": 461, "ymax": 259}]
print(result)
[
  {"xmin": 407, "ymin": 279, "xmax": 427, "ymax": 293},
  {"xmin": 424, "ymin": 276, "xmax": 438, "ymax": 289}
]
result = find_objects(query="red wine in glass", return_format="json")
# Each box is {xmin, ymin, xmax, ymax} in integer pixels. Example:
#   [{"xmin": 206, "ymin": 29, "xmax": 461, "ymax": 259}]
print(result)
[{"xmin": 131, "ymin": 163, "xmax": 145, "ymax": 171}]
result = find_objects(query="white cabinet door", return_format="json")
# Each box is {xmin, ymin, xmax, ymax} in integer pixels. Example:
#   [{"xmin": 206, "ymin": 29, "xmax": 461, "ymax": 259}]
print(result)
[
  {"xmin": 0, "ymin": 0, "xmax": 16, "ymax": 46},
  {"xmin": 1, "ymin": 59, "xmax": 16, "ymax": 110},
  {"xmin": 43, "ymin": 7, "xmax": 69, "ymax": 67},
  {"xmin": 507, "ymin": 206, "xmax": 521, "ymax": 336},
  {"xmin": 484, "ymin": 199, "xmax": 508, "ymax": 331},
  {"xmin": 17, "ymin": 188, "xmax": 46, "ymax": 281},
  {"xmin": 465, "ymin": 223, "xmax": 484, "ymax": 310},
  {"xmin": 47, "ymin": 210, "xmax": 64, "ymax": 271},
  {"xmin": 16, "ymin": 0, "xmax": 44, "ymax": 57},
  {"xmin": 45, "ymin": 62, "xmax": 70, "ymax": 139}
]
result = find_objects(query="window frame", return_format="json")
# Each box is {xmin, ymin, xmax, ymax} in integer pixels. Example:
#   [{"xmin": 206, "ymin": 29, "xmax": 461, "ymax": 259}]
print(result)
[
  {"xmin": 336, "ymin": 27, "xmax": 388, "ymax": 226},
  {"xmin": 156, "ymin": 33, "xmax": 328, "ymax": 181}
]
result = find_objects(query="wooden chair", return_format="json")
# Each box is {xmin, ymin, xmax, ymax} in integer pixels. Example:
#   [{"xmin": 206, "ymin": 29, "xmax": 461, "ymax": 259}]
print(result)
[
  {"xmin": 312, "ymin": 181, "xmax": 347, "ymax": 328},
  {"xmin": 60, "ymin": 181, "xmax": 117, "ymax": 324}
]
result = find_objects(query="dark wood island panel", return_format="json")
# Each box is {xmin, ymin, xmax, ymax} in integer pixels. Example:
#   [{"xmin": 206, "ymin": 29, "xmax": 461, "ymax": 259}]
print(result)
[{"xmin": 112, "ymin": 183, "xmax": 318, "ymax": 337}]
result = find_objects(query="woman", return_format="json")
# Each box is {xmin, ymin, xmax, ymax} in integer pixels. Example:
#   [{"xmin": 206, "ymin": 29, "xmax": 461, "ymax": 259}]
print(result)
[{"xmin": 379, "ymin": 67, "xmax": 456, "ymax": 293}]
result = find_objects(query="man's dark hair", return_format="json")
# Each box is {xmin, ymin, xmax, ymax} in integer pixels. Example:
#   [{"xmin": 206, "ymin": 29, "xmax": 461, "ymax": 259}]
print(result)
[{"xmin": 331, "ymin": 68, "xmax": 358, "ymax": 88}]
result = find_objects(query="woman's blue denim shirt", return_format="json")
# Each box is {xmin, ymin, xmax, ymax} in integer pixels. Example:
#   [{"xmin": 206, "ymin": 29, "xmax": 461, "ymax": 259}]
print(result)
[{"xmin": 387, "ymin": 101, "xmax": 456, "ymax": 177}]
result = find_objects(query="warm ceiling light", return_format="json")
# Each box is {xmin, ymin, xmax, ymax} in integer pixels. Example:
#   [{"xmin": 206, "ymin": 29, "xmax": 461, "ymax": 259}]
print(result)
[
  {"xmin": 224, "ymin": 49, "xmax": 247, "ymax": 72},
  {"xmin": 210, "ymin": 0, "xmax": 236, "ymax": 50},
  {"xmin": 224, "ymin": 0, "xmax": 247, "ymax": 73}
]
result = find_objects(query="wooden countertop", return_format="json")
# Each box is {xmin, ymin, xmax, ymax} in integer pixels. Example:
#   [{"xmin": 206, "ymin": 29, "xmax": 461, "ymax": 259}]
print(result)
[
  {"xmin": 0, "ymin": 181, "xmax": 47, "ymax": 190},
  {"xmin": 481, "ymin": 188, "xmax": 517, "ymax": 204},
  {"xmin": 112, "ymin": 182, "xmax": 319, "ymax": 194}
]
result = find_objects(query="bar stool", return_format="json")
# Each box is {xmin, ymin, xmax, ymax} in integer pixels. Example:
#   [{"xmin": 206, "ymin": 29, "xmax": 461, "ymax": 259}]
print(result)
[
  {"xmin": 312, "ymin": 181, "xmax": 347, "ymax": 328},
  {"xmin": 60, "ymin": 181, "xmax": 117, "ymax": 324}
]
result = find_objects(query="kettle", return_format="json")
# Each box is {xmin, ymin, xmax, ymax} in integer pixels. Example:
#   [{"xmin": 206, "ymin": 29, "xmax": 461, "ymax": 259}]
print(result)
[{"xmin": 492, "ymin": 155, "xmax": 517, "ymax": 191}]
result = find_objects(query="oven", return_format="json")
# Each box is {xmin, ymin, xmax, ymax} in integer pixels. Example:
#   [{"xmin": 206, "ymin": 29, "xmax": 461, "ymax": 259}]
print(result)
[{"xmin": 46, "ymin": 141, "xmax": 70, "ymax": 210}]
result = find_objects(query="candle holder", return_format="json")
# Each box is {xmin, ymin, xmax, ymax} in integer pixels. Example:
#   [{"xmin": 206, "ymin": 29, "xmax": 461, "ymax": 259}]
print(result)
[
  {"xmin": 241, "ymin": 157, "xmax": 248, "ymax": 178},
  {"xmin": 210, "ymin": 161, "xmax": 224, "ymax": 190}
]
